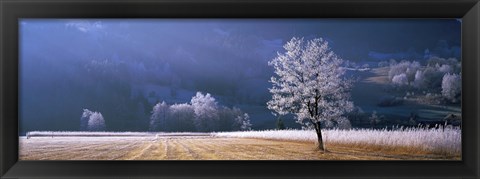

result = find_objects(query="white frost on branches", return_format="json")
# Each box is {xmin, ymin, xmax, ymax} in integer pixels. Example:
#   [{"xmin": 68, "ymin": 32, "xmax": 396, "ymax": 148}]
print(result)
[
  {"xmin": 191, "ymin": 92, "xmax": 219, "ymax": 131},
  {"xmin": 387, "ymin": 57, "xmax": 461, "ymax": 92},
  {"xmin": 80, "ymin": 109, "xmax": 106, "ymax": 131},
  {"xmin": 392, "ymin": 73, "xmax": 408, "ymax": 86},
  {"xmin": 413, "ymin": 70, "xmax": 425, "ymax": 88},
  {"xmin": 150, "ymin": 101, "xmax": 169, "ymax": 131},
  {"xmin": 235, "ymin": 113, "xmax": 252, "ymax": 131},
  {"xmin": 149, "ymin": 92, "xmax": 251, "ymax": 132},
  {"xmin": 267, "ymin": 37, "xmax": 354, "ymax": 127},
  {"xmin": 388, "ymin": 61, "xmax": 420, "ymax": 83}
]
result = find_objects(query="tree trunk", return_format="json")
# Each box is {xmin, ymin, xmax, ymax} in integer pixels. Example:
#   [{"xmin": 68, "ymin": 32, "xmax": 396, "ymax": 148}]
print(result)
[{"xmin": 314, "ymin": 122, "xmax": 325, "ymax": 152}]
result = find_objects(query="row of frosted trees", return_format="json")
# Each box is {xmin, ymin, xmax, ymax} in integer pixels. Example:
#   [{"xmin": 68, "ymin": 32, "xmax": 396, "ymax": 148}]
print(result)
[
  {"xmin": 387, "ymin": 58, "xmax": 461, "ymax": 103},
  {"xmin": 80, "ymin": 92, "xmax": 251, "ymax": 132},
  {"xmin": 150, "ymin": 92, "xmax": 252, "ymax": 132}
]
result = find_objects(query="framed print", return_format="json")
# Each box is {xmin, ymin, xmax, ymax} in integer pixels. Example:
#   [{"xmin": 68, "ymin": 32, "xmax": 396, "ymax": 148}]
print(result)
[{"xmin": 1, "ymin": 0, "xmax": 479, "ymax": 178}]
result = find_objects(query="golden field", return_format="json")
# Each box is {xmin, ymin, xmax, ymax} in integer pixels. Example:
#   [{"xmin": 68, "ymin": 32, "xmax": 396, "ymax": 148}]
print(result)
[{"xmin": 19, "ymin": 135, "xmax": 459, "ymax": 160}]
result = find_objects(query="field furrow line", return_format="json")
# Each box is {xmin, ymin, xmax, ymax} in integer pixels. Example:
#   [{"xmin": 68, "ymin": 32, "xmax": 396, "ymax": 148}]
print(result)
[
  {"xmin": 199, "ymin": 138, "xmax": 258, "ymax": 160},
  {"xmin": 125, "ymin": 142, "xmax": 154, "ymax": 160},
  {"xmin": 136, "ymin": 140, "xmax": 165, "ymax": 160},
  {"xmin": 186, "ymin": 139, "xmax": 231, "ymax": 159},
  {"xmin": 164, "ymin": 138, "xmax": 175, "ymax": 160},
  {"xmin": 109, "ymin": 140, "xmax": 148, "ymax": 160},
  {"xmin": 176, "ymin": 139, "xmax": 201, "ymax": 160},
  {"xmin": 180, "ymin": 138, "xmax": 220, "ymax": 160},
  {"xmin": 167, "ymin": 138, "xmax": 193, "ymax": 160}
]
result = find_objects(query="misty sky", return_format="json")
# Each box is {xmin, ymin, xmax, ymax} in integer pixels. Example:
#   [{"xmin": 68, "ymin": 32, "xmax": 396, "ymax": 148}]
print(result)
[{"xmin": 19, "ymin": 19, "xmax": 461, "ymax": 132}]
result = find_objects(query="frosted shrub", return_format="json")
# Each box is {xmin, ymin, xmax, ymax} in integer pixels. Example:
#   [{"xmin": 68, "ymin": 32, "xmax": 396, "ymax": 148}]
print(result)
[
  {"xmin": 236, "ymin": 113, "xmax": 252, "ymax": 131},
  {"xmin": 388, "ymin": 61, "xmax": 420, "ymax": 87},
  {"xmin": 441, "ymin": 73, "xmax": 461, "ymax": 103},
  {"xmin": 392, "ymin": 73, "xmax": 408, "ymax": 86},
  {"xmin": 388, "ymin": 61, "xmax": 409, "ymax": 80},
  {"xmin": 388, "ymin": 61, "xmax": 419, "ymax": 81}
]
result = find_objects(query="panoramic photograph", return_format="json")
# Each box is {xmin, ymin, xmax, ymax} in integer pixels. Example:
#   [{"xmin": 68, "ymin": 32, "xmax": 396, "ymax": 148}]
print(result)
[{"xmin": 19, "ymin": 19, "xmax": 461, "ymax": 160}]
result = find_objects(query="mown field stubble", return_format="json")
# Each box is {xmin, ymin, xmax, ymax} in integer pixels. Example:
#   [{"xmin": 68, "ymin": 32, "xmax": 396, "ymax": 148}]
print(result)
[{"xmin": 19, "ymin": 134, "xmax": 459, "ymax": 160}]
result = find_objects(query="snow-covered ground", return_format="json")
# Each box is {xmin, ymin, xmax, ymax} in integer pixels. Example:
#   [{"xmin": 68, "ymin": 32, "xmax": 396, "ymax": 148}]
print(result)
[{"xmin": 213, "ymin": 128, "xmax": 461, "ymax": 155}]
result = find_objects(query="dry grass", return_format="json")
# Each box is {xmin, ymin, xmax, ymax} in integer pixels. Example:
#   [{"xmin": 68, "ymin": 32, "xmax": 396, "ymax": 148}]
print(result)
[
  {"xmin": 215, "ymin": 128, "xmax": 461, "ymax": 157},
  {"xmin": 19, "ymin": 135, "xmax": 459, "ymax": 160},
  {"xmin": 325, "ymin": 142, "xmax": 460, "ymax": 160}
]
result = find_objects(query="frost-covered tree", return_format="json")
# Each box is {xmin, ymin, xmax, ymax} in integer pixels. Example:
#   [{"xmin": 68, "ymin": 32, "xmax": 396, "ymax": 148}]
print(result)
[
  {"xmin": 150, "ymin": 101, "xmax": 169, "ymax": 131},
  {"xmin": 81, "ymin": 109, "xmax": 105, "ymax": 131},
  {"xmin": 228, "ymin": 107, "xmax": 252, "ymax": 131},
  {"xmin": 388, "ymin": 61, "xmax": 420, "ymax": 82},
  {"xmin": 422, "ymin": 65, "xmax": 444, "ymax": 89},
  {"xmin": 191, "ymin": 92, "xmax": 219, "ymax": 132},
  {"xmin": 216, "ymin": 106, "xmax": 251, "ymax": 131},
  {"xmin": 413, "ymin": 70, "xmax": 425, "ymax": 88},
  {"xmin": 441, "ymin": 73, "xmax": 461, "ymax": 103},
  {"xmin": 80, "ymin": 109, "xmax": 92, "ymax": 131},
  {"xmin": 267, "ymin": 37, "xmax": 354, "ymax": 151},
  {"xmin": 87, "ymin": 111, "xmax": 105, "ymax": 131},
  {"xmin": 392, "ymin": 73, "xmax": 408, "ymax": 86},
  {"xmin": 235, "ymin": 113, "xmax": 252, "ymax": 131},
  {"xmin": 387, "ymin": 61, "xmax": 421, "ymax": 88},
  {"xmin": 168, "ymin": 103, "xmax": 195, "ymax": 132},
  {"xmin": 216, "ymin": 107, "xmax": 235, "ymax": 131}
]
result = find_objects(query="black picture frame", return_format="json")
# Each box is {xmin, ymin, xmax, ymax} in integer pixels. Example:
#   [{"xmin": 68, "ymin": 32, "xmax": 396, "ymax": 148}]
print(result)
[{"xmin": 1, "ymin": 0, "xmax": 479, "ymax": 178}]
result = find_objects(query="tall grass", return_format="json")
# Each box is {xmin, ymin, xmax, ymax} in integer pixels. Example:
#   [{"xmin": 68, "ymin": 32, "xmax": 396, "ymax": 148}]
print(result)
[{"xmin": 214, "ymin": 127, "xmax": 461, "ymax": 156}]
